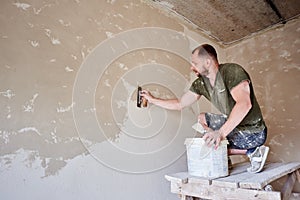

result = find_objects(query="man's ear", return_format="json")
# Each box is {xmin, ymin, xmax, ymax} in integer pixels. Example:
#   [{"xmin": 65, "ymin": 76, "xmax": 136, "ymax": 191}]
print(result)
[{"xmin": 205, "ymin": 58, "xmax": 211, "ymax": 67}]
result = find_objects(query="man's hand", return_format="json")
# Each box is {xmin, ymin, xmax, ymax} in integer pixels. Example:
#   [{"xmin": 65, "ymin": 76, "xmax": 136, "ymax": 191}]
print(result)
[
  {"xmin": 203, "ymin": 130, "xmax": 223, "ymax": 149},
  {"xmin": 140, "ymin": 90, "xmax": 154, "ymax": 103}
]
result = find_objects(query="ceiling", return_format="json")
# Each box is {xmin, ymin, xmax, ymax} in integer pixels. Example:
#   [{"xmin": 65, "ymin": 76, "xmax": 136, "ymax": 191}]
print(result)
[{"xmin": 148, "ymin": 0, "xmax": 300, "ymax": 45}]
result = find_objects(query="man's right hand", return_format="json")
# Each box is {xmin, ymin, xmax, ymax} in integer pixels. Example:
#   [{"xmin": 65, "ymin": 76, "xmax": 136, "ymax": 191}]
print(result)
[{"xmin": 140, "ymin": 90, "xmax": 154, "ymax": 103}]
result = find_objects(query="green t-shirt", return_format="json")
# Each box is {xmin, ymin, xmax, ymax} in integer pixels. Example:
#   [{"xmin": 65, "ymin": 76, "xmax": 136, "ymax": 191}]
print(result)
[{"xmin": 190, "ymin": 63, "xmax": 265, "ymax": 132}]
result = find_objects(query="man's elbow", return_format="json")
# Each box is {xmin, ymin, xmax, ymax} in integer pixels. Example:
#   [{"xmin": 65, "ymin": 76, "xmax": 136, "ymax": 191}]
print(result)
[
  {"xmin": 245, "ymin": 100, "xmax": 252, "ymax": 112},
  {"xmin": 176, "ymin": 102, "xmax": 186, "ymax": 111}
]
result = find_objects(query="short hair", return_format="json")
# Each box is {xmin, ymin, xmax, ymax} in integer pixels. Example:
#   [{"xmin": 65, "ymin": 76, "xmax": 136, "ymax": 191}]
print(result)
[{"xmin": 192, "ymin": 44, "xmax": 218, "ymax": 62}]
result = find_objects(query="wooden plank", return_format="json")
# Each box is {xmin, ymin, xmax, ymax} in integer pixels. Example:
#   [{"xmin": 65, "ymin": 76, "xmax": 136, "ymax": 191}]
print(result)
[
  {"xmin": 165, "ymin": 172, "xmax": 212, "ymax": 185},
  {"xmin": 281, "ymin": 172, "xmax": 297, "ymax": 200},
  {"xmin": 165, "ymin": 172, "xmax": 189, "ymax": 184},
  {"xmin": 170, "ymin": 181, "xmax": 181, "ymax": 193},
  {"xmin": 239, "ymin": 162, "xmax": 300, "ymax": 189},
  {"xmin": 212, "ymin": 162, "xmax": 282, "ymax": 188},
  {"xmin": 188, "ymin": 175, "xmax": 212, "ymax": 185},
  {"xmin": 212, "ymin": 162, "xmax": 250, "ymax": 188},
  {"xmin": 179, "ymin": 182, "xmax": 281, "ymax": 200},
  {"xmin": 229, "ymin": 162, "xmax": 251, "ymax": 175}
]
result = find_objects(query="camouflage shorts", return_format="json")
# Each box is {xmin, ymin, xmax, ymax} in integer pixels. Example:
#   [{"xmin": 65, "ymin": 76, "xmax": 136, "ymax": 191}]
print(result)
[{"xmin": 205, "ymin": 113, "xmax": 267, "ymax": 154}]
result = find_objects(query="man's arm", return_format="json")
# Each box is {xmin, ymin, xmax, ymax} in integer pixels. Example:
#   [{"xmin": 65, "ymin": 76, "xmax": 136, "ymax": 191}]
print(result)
[
  {"xmin": 203, "ymin": 80, "xmax": 252, "ymax": 147},
  {"xmin": 141, "ymin": 90, "xmax": 200, "ymax": 110}
]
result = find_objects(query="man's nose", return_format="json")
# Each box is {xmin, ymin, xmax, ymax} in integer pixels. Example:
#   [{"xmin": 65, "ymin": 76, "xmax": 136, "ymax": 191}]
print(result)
[{"xmin": 190, "ymin": 64, "xmax": 196, "ymax": 71}]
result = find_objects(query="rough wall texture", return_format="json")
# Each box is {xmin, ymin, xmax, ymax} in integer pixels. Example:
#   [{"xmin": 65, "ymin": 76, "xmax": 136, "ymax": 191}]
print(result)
[
  {"xmin": 225, "ymin": 19, "xmax": 300, "ymax": 190},
  {"xmin": 0, "ymin": 1, "xmax": 203, "ymax": 199},
  {"xmin": 0, "ymin": 0, "xmax": 299, "ymax": 199}
]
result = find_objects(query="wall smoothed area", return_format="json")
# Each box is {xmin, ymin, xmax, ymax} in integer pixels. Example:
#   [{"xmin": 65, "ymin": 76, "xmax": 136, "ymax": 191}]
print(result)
[{"xmin": 0, "ymin": 1, "xmax": 299, "ymax": 199}]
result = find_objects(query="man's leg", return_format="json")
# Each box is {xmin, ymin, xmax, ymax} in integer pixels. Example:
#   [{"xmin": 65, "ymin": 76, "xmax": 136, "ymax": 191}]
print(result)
[{"xmin": 228, "ymin": 148, "xmax": 247, "ymax": 155}]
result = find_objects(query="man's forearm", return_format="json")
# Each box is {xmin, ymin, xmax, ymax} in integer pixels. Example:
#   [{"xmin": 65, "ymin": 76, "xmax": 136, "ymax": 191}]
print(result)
[
  {"xmin": 218, "ymin": 80, "xmax": 252, "ymax": 138},
  {"xmin": 142, "ymin": 90, "xmax": 199, "ymax": 111},
  {"xmin": 219, "ymin": 101, "xmax": 252, "ymax": 138},
  {"xmin": 149, "ymin": 97, "xmax": 182, "ymax": 110}
]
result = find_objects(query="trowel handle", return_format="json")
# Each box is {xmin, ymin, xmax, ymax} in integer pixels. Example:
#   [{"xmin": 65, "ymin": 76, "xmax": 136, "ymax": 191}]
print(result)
[{"xmin": 137, "ymin": 86, "xmax": 142, "ymax": 108}]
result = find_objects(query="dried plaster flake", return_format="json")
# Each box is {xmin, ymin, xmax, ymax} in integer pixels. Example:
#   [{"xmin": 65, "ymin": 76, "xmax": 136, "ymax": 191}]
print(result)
[
  {"xmin": 44, "ymin": 29, "xmax": 61, "ymax": 45},
  {"xmin": 116, "ymin": 62, "xmax": 128, "ymax": 70},
  {"xmin": 104, "ymin": 79, "xmax": 111, "ymax": 87},
  {"xmin": 279, "ymin": 50, "xmax": 291, "ymax": 60},
  {"xmin": 105, "ymin": 31, "xmax": 114, "ymax": 38},
  {"xmin": 0, "ymin": 90, "xmax": 16, "ymax": 99},
  {"xmin": 33, "ymin": 3, "xmax": 53, "ymax": 15},
  {"xmin": 58, "ymin": 19, "xmax": 71, "ymax": 27},
  {"xmin": 27, "ymin": 22, "xmax": 34, "ymax": 28},
  {"xmin": 48, "ymin": 127, "xmax": 60, "ymax": 144},
  {"xmin": 76, "ymin": 36, "xmax": 83, "ymax": 42},
  {"xmin": 0, "ymin": 127, "xmax": 44, "ymax": 144},
  {"xmin": 107, "ymin": 0, "xmax": 117, "ymax": 5},
  {"xmin": 65, "ymin": 66, "xmax": 74, "ymax": 72},
  {"xmin": 80, "ymin": 45, "xmax": 89, "ymax": 60},
  {"xmin": 13, "ymin": 2, "xmax": 31, "ymax": 11},
  {"xmin": 56, "ymin": 102, "xmax": 75, "ymax": 113},
  {"xmin": 6, "ymin": 106, "xmax": 12, "ymax": 119},
  {"xmin": 83, "ymin": 107, "xmax": 96, "ymax": 113},
  {"xmin": 23, "ymin": 93, "xmax": 39, "ymax": 112},
  {"xmin": 12, "ymin": 2, "xmax": 54, "ymax": 14},
  {"xmin": 0, "ymin": 130, "xmax": 17, "ymax": 144},
  {"xmin": 29, "ymin": 40, "xmax": 40, "ymax": 48},
  {"xmin": 18, "ymin": 127, "xmax": 41, "ymax": 136},
  {"xmin": 71, "ymin": 54, "xmax": 77, "ymax": 60}
]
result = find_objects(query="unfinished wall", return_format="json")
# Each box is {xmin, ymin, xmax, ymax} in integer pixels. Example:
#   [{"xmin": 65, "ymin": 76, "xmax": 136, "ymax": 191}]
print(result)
[
  {"xmin": 225, "ymin": 19, "xmax": 300, "ymax": 191},
  {"xmin": 0, "ymin": 1, "xmax": 215, "ymax": 200},
  {"xmin": 1, "ymin": 0, "xmax": 299, "ymax": 199}
]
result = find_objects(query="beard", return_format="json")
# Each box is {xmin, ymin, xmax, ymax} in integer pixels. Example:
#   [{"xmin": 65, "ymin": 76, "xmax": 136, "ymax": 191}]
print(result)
[{"xmin": 198, "ymin": 69, "xmax": 209, "ymax": 77}]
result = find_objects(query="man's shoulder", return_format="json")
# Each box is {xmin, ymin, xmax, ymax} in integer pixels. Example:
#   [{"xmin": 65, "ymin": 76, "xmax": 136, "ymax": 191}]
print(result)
[
  {"xmin": 220, "ymin": 63, "xmax": 244, "ymax": 70},
  {"xmin": 220, "ymin": 63, "xmax": 248, "ymax": 75}
]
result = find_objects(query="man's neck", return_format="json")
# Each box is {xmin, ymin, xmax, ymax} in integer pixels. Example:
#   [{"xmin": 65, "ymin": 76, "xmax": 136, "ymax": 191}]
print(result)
[{"xmin": 206, "ymin": 63, "xmax": 219, "ymax": 87}]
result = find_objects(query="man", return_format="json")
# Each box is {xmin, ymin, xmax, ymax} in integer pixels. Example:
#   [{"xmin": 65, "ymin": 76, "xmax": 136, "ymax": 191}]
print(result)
[{"xmin": 141, "ymin": 44, "xmax": 269, "ymax": 173}]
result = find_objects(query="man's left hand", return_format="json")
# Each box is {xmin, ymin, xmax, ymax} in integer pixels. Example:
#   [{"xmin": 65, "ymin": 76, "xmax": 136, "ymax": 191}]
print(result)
[{"xmin": 203, "ymin": 130, "xmax": 223, "ymax": 149}]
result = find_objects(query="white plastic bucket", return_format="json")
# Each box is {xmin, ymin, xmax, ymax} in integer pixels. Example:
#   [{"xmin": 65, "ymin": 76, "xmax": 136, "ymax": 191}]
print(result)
[{"xmin": 185, "ymin": 138, "xmax": 228, "ymax": 178}]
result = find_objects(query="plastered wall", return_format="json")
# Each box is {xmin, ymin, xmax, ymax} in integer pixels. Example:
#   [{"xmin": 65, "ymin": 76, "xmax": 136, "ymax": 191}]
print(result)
[
  {"xmin": 0, "ymin": 1, "xmax": 211, "ymax": 199},
  {"xmin": 0, "ymin": 0, "xmax": 299, "ymax": 199}
]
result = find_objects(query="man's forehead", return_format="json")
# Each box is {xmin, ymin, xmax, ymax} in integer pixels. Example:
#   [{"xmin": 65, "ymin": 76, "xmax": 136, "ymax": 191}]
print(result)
[{"xmin": 191, "ymin": 52, "xmax": 200, "ymax": 61}]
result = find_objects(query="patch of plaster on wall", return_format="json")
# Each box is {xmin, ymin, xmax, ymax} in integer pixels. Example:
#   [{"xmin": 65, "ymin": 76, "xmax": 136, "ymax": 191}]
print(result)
[
  {"xmin": 0, "ymin": 90, "xmax": 15, "ymax": 99},
  {"xmin": 269, "ymin": 134, "xmax": 284, "ymax": 146},
  {"xmin": 23, "ymin": 93, "xmax": 39, "ymax": 112},
  {"xmin": 56, "ymin": 102, "xmax": 75, "ymax": 113},
  {"xmin": 33, "ymin": 4, "xmax": 53, "ymax": 15},
  {"xmin": 105, "ymin": 31, "xmax": 114, "ymax": 38},
  {"xmin": 65, "ymin": 66, "xmax": 74, "ymax": 72},
  {"xmin": 13, "ymin": 2, "xmax": 31, "ymax": 11},
  {"xmin": 6, "ymin": 106, "xmax": 12, "ymax": 119},
  {"xmin": 0, "ymin": 130, "xmax": 17, "ymax": 144},
  {"xmin": 18, "ymin": 127, "xmax": 41, "ymax": 136},
  {"xmin": 279, "ymin": 50, "xmax": 291, "ymax": 60},
  {"xmin": 29, "ymin": 40, "xmax": 39, "ymax": 47},
  {"xmin": 44, "ymin": 29, "xmax": 61, "ymax": 45},
  {"xmin": 58, "ymin": 19, "xmax": 71, "ymax": 27}
]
